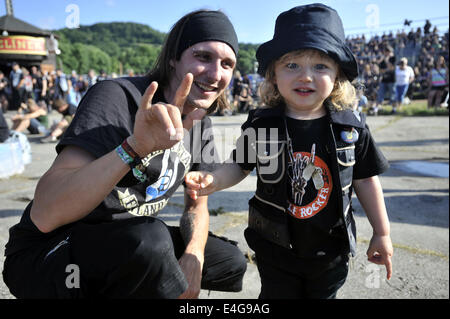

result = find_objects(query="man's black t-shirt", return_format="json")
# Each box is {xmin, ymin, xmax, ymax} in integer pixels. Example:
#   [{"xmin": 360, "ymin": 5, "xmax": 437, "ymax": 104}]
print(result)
[
  {"xmin": 32, "ymin": 74, "xmax": 43, "ymax": 91},
  {"xmin": 381, "ymin": 69, "xmax": 396, "ymax": 84},
  {"xmin": 61, "ymin": 103, "xmax": 77, "ymax": 117},
  {"xmin": 5, "ymin": 77, "xmax": 220, "ymax": 255}
]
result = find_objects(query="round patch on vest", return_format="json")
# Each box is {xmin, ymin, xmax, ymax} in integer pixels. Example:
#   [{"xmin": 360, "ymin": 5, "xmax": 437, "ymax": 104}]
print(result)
[{"xmin": 340, "ymin": 128, "xmax": 359, "ymax": 143}]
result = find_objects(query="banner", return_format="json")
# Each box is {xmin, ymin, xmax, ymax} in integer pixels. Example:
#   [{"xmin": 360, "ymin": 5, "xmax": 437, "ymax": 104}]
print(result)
[{"xmin": 0, "ymin": 36, "xmax": 46, "ymax": 55}]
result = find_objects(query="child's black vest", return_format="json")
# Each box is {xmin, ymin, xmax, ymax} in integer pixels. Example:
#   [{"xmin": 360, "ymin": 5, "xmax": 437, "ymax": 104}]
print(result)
[{"xmin": 241, "ymin": 106, "xmax": 366, "ymax": 257}]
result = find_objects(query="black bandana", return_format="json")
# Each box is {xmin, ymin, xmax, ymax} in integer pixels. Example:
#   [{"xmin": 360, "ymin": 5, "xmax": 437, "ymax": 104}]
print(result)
[{"xmin": 176, "ymin": 11, "xmax": 239, "ymax": 59}]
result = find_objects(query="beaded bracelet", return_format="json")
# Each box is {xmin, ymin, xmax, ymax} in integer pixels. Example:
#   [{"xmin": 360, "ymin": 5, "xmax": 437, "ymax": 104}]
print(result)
[{"xmin": 115, "ymin": 141, "xmax": 147, "ymax": 183}]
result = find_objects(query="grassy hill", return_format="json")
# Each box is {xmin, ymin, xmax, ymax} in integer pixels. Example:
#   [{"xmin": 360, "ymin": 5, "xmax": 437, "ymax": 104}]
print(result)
[{"xmin": 54, "ymin": 22, "xmax": 165, "ymax": 74}]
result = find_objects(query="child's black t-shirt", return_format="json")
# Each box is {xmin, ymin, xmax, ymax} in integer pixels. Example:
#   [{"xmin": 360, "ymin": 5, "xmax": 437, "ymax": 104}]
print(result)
[
  {"xmin": 285, "ymin": 116, "xmax": 346, "ymax": 259},
  {"xmin": 232, "ymin": 109, "xmax": 389, "ymax": 260}
]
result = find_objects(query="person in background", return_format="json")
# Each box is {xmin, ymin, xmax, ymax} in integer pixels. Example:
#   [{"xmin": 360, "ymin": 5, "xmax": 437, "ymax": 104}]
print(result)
[
  {"xmin": 9, "ymin": 62, "xmax": 24, "ymax": 110},
  {"xmin": 232, "ymin": 69, "xmax": 243, "ymax": 111},
  {"xmin": 54, "ymin": 69, "xmax": 69, "ymax": 101},
  {"xmin": 75, "ymin": 75, "xmax": 88, "ymax": 99},
  {"xmin": 87, "ymin": 69, "xmax": 97, "ymax": 88},
  {"xmin": 21, "ymin": 68, "xmax": 34, "ymax": 102},
  {"xmin": 30, "ymin": 66, "xmax": 47, "ymax": 103},
  {"xmin": 0, "ymin": 71, "xmax": 10, "ymax": 112},
  {"xmin": 97, "ymin": 70, "xmax": 109, "ymax": 82},
  {"xmin": 11, "ymin": 98, "xmax": 48, "ymax": 135},
  {"xmin": 0, "ymin": 107, "xmax": 9, "ymax": 142},
  {"xmin": 393, "ymin": 57, "xmax": 415, "ymax": 113},
  {"xmin": 354, "ymin": 83, "xmax": 368, "ymax": 112},
  {"xmin": 427, "ymin": 56, "xmax": 448, "ymax": 108},
  {"xmin": 372, "ymin": 55, "xmax": 396, "ymax": 115},
  {"xmin": 40, "ymin": 98, "xmax": 76, "ymax": 143}
]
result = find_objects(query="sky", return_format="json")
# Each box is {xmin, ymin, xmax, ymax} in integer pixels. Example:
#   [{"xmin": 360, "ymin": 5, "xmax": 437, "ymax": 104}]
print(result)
[{"xmin": 2, "ymin": 0, "xmax": 449, "ymax": 43}]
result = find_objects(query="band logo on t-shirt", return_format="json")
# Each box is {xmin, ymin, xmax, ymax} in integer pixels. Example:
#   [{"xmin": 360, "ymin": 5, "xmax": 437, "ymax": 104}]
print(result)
[
  {"xmin": 117, "ymin": 141, "xmax": 192, "ymax": 217},
  {"xmin": 287, "ymin": 143, "xmax": 333, "ymax": 219}
]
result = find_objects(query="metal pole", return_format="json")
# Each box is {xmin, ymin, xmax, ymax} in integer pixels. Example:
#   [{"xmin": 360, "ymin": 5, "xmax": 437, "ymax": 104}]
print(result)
[{"xmin": 5, "ymin": 0, "xmax": 14, "ymax": 16}]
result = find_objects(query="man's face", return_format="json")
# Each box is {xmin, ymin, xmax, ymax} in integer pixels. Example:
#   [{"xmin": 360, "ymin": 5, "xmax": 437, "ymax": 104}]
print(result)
[{"xmin": 168, "ymin": 41, "xmax": 236, "ymax": 113}]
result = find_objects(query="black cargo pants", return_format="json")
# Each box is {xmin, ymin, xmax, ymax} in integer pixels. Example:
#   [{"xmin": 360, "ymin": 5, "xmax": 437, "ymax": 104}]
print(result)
[{"xmin": 3, "ymin": 217, "xmax": 247, "ymax": 298}]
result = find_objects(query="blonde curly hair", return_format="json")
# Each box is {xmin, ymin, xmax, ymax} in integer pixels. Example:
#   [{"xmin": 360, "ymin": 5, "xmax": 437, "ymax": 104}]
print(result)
[{"xmin": 260, "ymin": 49, "xmax": 356, "ymax": 111}]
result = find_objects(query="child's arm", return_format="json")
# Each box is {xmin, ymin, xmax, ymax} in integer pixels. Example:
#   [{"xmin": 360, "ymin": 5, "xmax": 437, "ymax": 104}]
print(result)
[
  {"xmin": 353, "ymin": 175, "xmax": 393, "ymax": 280},
  {"xmin": 185, "ymin": 162, "xmax": 250, "ymax": 200}
]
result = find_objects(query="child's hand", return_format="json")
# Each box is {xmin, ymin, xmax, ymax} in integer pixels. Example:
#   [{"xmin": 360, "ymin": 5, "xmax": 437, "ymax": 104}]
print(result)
[
  {"xmin": 366, "ymin": 234, "xmax": 393, "ymax": 280},
  {"xmin": 184, "ymin": 171, "xmax": 216, "ymax": 200}
]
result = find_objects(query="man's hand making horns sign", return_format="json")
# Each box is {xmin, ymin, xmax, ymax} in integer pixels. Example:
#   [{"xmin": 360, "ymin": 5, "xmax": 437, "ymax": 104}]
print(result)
[{"xmin": 127, "ymin": 73, "xmax": 207, "ymax": 157}]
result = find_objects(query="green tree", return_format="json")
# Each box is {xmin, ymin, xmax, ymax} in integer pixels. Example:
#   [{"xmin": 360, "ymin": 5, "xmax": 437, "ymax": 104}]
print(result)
[
  {"xmin": 119, "ymin": 43, "xmax": 161, "ymax": 74},
  {"xmin": 237, "ymin": 46, "xmax": 257, "ymax": 75},
  {"xmin": 59, "ymin": 42, "xmax": 112, "ymax": 74}
]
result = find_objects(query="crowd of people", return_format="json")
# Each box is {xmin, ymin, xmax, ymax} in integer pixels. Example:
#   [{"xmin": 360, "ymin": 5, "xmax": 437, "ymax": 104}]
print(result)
[
  {"xmin": 346, "ymin": 21, "xmax": 449, "ymax": 113},
  {"xmin": 0, "ymin": 65, "xmax": 110, "ymax": 113},
  {"xmin": 0, "ymin": 66, "xmax": 120, "ymax": 143},
  {"xmin": 211, "ymin": 23, "xmax": 450, "ymax": 117}
]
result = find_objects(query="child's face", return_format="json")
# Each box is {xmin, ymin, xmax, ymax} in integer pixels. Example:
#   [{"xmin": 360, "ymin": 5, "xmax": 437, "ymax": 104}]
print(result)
[{"xmin": 273, "ymin": 49, "xmax": 338, "ymax": 117}]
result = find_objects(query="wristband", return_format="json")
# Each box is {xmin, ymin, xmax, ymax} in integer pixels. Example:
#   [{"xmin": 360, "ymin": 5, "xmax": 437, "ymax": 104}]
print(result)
[
  {"xmin": 121, "ymin": 138, "xmax": 139, "ymax": 158},
  {"xmin": 115, "ymin": 142, "xmax": 147, "ymax": 183},
  {"xmin": 122, "ymin": 139, "xmax": 147, "ymax": 175}
]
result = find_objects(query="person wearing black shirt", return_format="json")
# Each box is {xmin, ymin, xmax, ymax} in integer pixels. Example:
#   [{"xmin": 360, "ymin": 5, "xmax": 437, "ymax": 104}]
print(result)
[
  {"xmin": 185, "ymin": 4, "xmax": 393, "ymax": 299},
  {"xmin": 0, "ymin": 71, "xmax": 10, "ymax": 112},
  {"xmin": 0, "ymin": 108, "xmax": 9, "ymax": 142},
  {"xmin": 3, "ymin": 10, "xmax": 246, "ymax": 299},
  {"xmin": 40, "ymin": 98, "xmax": 77, "ymax": 143},
  {"xmin": 372, "ymin": 49, "xmax": 396, "ymax": 115}
]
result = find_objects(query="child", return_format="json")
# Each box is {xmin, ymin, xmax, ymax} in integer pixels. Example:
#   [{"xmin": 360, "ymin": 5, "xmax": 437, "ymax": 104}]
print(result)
[{"xmin": 185, "ymin": 4, "xmax": 393, "ymax": 299}]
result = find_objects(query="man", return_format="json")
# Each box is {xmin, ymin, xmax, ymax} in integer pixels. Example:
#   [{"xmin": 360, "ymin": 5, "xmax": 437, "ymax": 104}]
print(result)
[
  {"xmin": 11, "ymin": 98, "xmax": 48, "ymax": 135},
  {"xmin": 0, "ymin": 71, "xmax": 10, "ymax": 112},
  {"xmin": 0, "ymin": 107, "xmax": 9, "ymax": 142},
  {"xmin": 87, "ymin": 69, "xmax": 97, "ymax": 88},
  {"xmin": 372, "ymin": 47, "xmax": 396, "ymax": 115},
  {"xmin": 54, "ymin": 69, "xmax": 69, "ymax": 100},
  {"xmin": 97, "ymin": 70, "xmax": 109, "ymax": 82},
  {"xmin": 40, "ymin": 98, "xmax": 76, "ymax": 143},
  {"xmin": 31, "ymin": 66, "xmax": 47, "ymax": 103},
  {"xmin": 9, "ymin": 62, "xmax": 24, "ymax": 110},
  {"xmin": 3, "ymin": 10, "xmax": 246, "ymax": 299}
]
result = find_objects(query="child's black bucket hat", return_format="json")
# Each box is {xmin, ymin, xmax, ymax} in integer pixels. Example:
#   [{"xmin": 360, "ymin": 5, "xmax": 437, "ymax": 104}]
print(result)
[{"xmin": 256, "ymin": 3, "xmax": 358, "ymax": 81}]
